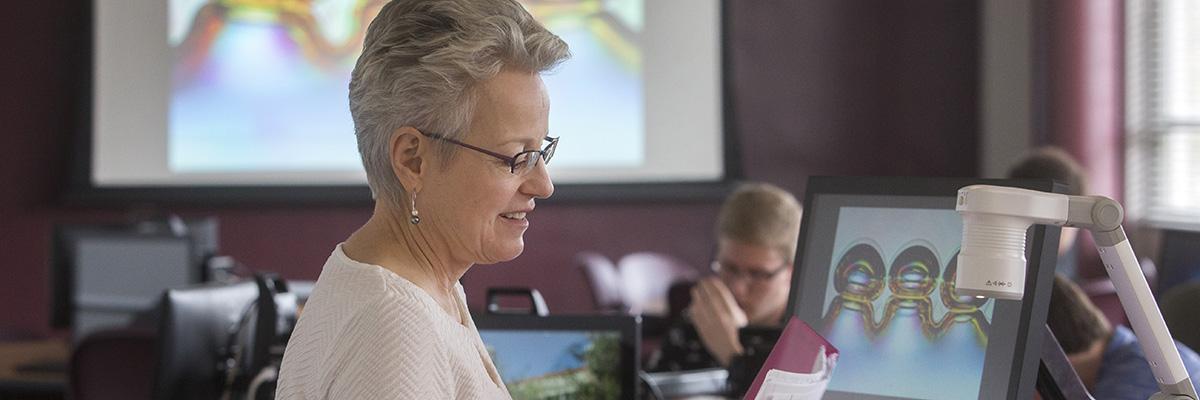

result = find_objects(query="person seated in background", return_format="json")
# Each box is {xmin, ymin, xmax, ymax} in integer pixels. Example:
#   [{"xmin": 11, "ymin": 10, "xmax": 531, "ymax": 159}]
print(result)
[
  {"xmin": 647, "ymin": 182, "xmax": 802, "ymax": 376},
  {"xmin": 1008, "ymin": 146, "xmax": 1151, "ymax": 327},
  {"xmin": 1007, "ymin": 146, "xmax": 1088, "ymax": 280},
  {"xmin": 1048, "ymin": 274, "xmax": 1200, "ymax": 399}
]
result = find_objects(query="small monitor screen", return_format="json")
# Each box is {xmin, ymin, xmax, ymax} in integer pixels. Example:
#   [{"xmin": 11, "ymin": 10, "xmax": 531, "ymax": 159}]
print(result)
[
  {"xmin": 788, "ymin": 177, "xmax": 1059, "ymax": 400},
  {"xmin": 473, "ymin": 314, "xmax": 638, "ymax": 400},
  {"xmin": 51, "ymin": 224, "xmax": 206, "ymax": 341},
  {"xmin": 479, "ymin": 330, "xmax": 623, "ymax": 398},
  {"xmin": 818, "ymin": 205, "xmax": 993, "ymax": 399},
  {"xmin": 73, "ymin": 236, "xmax": 193, "ymax": 338}
]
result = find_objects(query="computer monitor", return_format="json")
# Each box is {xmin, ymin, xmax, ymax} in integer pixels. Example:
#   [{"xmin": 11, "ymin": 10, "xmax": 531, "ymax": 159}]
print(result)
[
  {"xmin": 785, "ymin": 176, "xmax": 1061, "ymax": 400},
  {"xmin": 473, "ymin": 313, "xmax": 640, "ymax": 400},
  {"xmin": 1158, "ymin": 229, "xmax": 1200, "ymax": 296},
  {"xmin": 50, "ymin": 218, "xmax": 217, "ymax": 340}
]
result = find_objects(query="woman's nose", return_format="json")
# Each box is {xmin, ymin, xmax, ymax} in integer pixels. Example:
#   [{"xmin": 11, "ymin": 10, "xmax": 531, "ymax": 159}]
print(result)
[{"xmin": 521, "ymin": 158, "xmax": 554, "ymax": 199}]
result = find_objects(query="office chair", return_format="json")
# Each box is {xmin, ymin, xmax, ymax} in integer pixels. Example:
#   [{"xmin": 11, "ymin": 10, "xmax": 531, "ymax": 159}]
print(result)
[
  {"xmin": 154, "ymin": 274, "xmax": 303, "ymax": 400},
  {"xmin": 1161, "ymin": 281, "xmax": 1200, "ymax": 353},
  {"xmin": 156, "ymin": 275, "xmax": 297, "ymax": 400},
  {"xmin": 576, "ymin": 251, "xmax": 624, "ymax": 312},
  {"xmin": 577, "ymin": 251, "xmax": 700, "ymax": 316},
  {"xmin": 618, "ymin": 252, "xmax": 699, "ymax": 316},
  {"xmin": 153, "ymin": 280, "xmax": 258, "ymax": 400},
  {"xmin": 70, "ymin": 327, "xmax": 156, "ymax": 400}
]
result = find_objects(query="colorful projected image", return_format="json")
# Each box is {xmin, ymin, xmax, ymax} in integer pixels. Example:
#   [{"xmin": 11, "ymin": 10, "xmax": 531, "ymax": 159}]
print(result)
[
  {"xmin": 820, "ymin": 207, "xmax": 995, "ymax": 400},
  {"xmin": 522, "ymin": 0, "xmax": 645, "ymax": 169},
  {"xmin": 169, "ymin": 0, "xmax": 384, "ymax": 173},
  {"xmin": 168, "ymin": 0, "xmax": 645, "ymax": 174},
  {"xmin": 480, "ymin": 331, "xmax": 622, "ymax": 399}
]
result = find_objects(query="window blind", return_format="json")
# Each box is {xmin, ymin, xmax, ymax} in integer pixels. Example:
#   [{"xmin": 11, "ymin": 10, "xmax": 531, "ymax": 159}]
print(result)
[{"xmin": 1126, "ymin": 0, "xmax": 1200, "ymax": 230}]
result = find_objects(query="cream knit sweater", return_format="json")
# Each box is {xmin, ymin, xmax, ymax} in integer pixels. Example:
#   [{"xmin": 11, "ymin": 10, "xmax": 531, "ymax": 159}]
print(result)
[{"xmin": 275, "ymin": 244, "xmax": 509, "ymax": 399}]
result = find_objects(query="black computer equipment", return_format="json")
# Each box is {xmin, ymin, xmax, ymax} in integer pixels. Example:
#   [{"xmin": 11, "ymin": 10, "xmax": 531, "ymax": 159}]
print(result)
[
  {"xmin": 473, "ymin": 313, "xmax": 641, "ymax": 400},
  {"xmin": 1037, "ymin": 325, "xmax": 1096, "ymax": 400},
  {"xmin": 49, "ymin": 218, "xmax": 218, "ymax": 340},
  {"xmin": 153, "ymin": 275, "xmax": 296, "ymax": 400},
  {"xmin": 785, "ymin": 176, "xmax": 1062, "ymax": 400},
  {"xmin": 154, "ymin": 280, "xmax": 257, "ymax": 400},
  {"xmin": 1158, "ymin": 229, "xmax": 1200, "ymax": 296}
]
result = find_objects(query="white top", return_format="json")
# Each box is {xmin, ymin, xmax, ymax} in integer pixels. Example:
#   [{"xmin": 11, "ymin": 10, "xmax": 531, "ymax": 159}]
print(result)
[{"xmin": 275, "ymin": 244, "xmax": 509, "ymax": 399}]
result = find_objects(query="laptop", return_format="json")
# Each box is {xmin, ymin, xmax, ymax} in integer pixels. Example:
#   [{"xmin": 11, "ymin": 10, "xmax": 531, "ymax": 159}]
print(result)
[{"xmin": 473, "ymin": 313, "xmax": 640, "ymax": 399}]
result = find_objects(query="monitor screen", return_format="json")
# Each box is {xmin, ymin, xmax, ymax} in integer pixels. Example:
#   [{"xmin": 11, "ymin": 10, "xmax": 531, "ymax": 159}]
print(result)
[
  {"xmin": 50, "ymin": 220, "xmax": 217, "ymax": 337},
  {"xmin": 83, "ymin": 0, "xmax": 728, "ymax": 202},
  {"xmin": 72, "ymin": 236, "xmax": 192, "ymax": 334},
  {"xmin": 1159, "ymin": 229, "xmax": 1200, "ymax": 295},
  {"xmin": 51, "ymin": 224, "xmax": 205, "ymax": 341},
  {"xmin": 480, "ymin": 330, "xmax": 622, "ymax": 397},
  {"xmin": 473, "ymin": 314, "xmax": 639, "ymax": 400},
  {"xmin": 787, "ymin": 177, "xmax": 1060, "ymax": 400}
]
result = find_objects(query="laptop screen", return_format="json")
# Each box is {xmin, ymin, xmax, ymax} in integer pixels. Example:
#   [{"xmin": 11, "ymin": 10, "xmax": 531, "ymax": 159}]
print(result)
[{"xmin": 473, "ymin": 314, "xmax": 640, "ymax": 400}]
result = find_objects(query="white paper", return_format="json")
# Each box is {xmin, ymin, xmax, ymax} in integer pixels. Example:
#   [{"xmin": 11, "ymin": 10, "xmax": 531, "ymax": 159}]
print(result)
[{"xmin": 753, "ymin": 345, "xmax": 837, "ymax": 400}]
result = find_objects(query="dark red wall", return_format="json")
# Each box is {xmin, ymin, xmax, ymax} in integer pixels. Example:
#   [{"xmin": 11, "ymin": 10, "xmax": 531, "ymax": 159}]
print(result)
[{"xmin": 0, "ymin": 1, "xmax": 979, "ymax": 336}]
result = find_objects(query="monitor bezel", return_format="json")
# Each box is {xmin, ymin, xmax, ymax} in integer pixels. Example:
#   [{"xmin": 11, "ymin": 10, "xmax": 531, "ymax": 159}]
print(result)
[
  {"xmin": 471, "ymin": 313, "xmax": 642, "ymax": 399},
  {"xmin": 784, "ymin": 176, "xmax": 1063, "ymax": 400}
]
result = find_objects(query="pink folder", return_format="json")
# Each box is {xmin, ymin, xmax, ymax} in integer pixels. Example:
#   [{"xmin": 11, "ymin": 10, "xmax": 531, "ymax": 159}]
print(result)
[{"xmin": 743, "ymin": 316, "xmax": 839, "ymax": 399}]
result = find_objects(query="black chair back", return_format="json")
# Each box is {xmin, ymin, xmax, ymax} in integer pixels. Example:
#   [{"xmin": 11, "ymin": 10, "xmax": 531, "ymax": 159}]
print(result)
[
  {"xmin": 153, "ymin": 280, "xmax": 258, "ymax": 400},
  {"xmin": 1161, "ymin": 281, "xmax": 1200, "ymax": 353}
]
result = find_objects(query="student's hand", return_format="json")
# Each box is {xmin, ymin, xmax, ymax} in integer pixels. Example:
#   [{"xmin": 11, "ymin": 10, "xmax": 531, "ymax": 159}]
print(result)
[{"xmin": 689, "ymin": 276, "xmax": 748, "ymax": 367}]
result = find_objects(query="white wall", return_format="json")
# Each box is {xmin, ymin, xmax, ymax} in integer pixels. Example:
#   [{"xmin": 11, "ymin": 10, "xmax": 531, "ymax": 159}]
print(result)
[{"xmin": 979, "ymin": 0, "xmax": 1034, "ymax": 177}]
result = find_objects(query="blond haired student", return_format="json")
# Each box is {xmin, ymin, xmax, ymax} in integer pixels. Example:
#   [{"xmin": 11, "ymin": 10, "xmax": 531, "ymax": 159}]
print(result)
[{"xmin": 649, "ymin": 182, "xmax": 803, "ymax": 372}]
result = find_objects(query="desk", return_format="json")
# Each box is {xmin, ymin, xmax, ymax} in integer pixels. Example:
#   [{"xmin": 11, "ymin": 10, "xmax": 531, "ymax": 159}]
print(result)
[{"xmin": 0, "ymin": 340, "xmax": 67, "ymax": 400}]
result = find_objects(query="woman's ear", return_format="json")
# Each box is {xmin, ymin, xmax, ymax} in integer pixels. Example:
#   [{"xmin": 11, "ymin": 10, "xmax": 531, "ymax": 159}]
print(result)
[{"xmin": 389, "ymin": 126, "xmax": 426, "ymax": 193}]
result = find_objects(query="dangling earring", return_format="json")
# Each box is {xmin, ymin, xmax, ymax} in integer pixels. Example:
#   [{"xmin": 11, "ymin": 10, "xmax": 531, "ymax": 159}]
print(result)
[{"xmin": 409, "ymin": 192, "xmax": 421, "ymax": 225}]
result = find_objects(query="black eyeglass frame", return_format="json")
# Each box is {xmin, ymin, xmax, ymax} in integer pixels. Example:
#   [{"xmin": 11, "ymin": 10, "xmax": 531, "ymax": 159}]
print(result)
[
  {"xmin": 710, "ymin": 259, "xmax": 792, "ymax": 283},
  {"xmin": 419, "ymin": 130, "xmax": 558, "ymax": 175}
]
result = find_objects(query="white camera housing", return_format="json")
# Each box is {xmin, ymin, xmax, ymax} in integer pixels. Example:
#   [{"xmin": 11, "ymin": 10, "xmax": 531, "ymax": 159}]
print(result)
[
  {"xmin": 955, "ymin": 185, "xmax": 1068, "ymax": 300},
  {"xmin": 953, "ymin": 184, "xmax": 1197, "ymax": 399}
]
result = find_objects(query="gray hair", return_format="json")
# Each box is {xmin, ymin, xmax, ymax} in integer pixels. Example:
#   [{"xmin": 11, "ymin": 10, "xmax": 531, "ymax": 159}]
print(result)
[{"xmin": 349, "ymin": 0, "xmax": 570, "ymax": 202}]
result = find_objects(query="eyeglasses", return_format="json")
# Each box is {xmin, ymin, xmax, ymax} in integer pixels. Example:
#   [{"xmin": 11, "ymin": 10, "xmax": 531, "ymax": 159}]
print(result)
[
  {"xmin": 711, "ymin": 260, "xmax": 791, "ymax": 283},
  {"xmin": 419, "ymin": 130, "xmax": 558, "ymax": 175}
]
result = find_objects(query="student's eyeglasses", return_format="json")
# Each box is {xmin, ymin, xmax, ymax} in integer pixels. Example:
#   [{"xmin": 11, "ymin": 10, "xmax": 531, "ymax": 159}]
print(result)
[
  {"xmin": 419, "ymin": 130, "xmax": 558, "ymax": 175},
  {"xmin": 711, "ymin": 260, "xmax": 791, "ymax": 283}
]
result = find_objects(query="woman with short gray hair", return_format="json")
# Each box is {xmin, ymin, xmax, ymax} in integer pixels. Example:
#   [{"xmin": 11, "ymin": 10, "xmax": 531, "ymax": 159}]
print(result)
[{"xmin": 276, "ymin": 0, "xmax": 568, "ymax": 398}]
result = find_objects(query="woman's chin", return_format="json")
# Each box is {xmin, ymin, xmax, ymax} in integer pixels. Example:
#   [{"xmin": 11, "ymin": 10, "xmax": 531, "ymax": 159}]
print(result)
[{"xmin": 482, "ymin": 240, "xmax": 525, "ymax": 264}]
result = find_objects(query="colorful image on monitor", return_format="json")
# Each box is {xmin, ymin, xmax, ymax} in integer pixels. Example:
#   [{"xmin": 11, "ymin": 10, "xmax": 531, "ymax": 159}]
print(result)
[
  {"xmin": 167, "ymin": 0, "xmax": 644, "ymax": 174},
  {"xmin": 480, "ymin": 330, "xmax": 622, "ymax": 399},
  {"xmin": 820, "ymin": 207, "xmax": 995, "ymax": 400}
]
